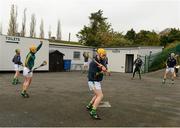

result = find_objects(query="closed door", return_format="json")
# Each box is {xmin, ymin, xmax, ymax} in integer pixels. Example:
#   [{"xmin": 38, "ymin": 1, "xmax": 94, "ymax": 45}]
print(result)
[{"xmin": 56, "ymin": 55, "xmax": 63, "ymax": 71}]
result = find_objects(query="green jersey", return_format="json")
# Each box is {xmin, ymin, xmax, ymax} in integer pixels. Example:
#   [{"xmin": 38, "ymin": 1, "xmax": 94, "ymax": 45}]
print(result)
[{"xmin": 25, "ymin": 43, "xmax": 42, "ymax": 70}]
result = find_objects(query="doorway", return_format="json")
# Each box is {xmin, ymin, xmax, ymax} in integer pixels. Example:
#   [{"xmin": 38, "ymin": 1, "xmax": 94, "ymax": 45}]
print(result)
[
  {"xmin": 125, "ymin": 54, "xmax": 134, "ymax": 73},
  {"xmin": 49, "ymin": 50, "xmax": 64, "ymax": 72}
]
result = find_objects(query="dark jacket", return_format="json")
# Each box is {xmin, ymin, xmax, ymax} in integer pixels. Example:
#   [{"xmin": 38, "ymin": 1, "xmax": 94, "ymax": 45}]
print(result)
[
  {"xmin": 88, "ymin": 56, "xmax": 107, "ymax": 82},
  {"xmin": 167, "ymin": 57, "xmax": 176, "ymax": 68},
  {"xmin": 134, "ymin": 58, "xmax": 143, "ymax": 67},
  {"xmin": 12, "ymin": 55, "xmax": 23, "ymax": 65}
]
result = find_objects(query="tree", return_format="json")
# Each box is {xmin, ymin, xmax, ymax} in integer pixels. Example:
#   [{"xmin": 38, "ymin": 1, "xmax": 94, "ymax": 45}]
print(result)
[
  {"xmin": 146, "ymin": 31, "xmax": 160, "ymax": 46},
  {"xmin": 77, "ymin": 10, "xmax": 134, "ymax": 47},
  {"xmin": 30, "ymin": 13, "xmax": 36, "ymax": 37},
  {"xmin": 160, "ymin": 28, "xmax": 180, "ymax": 46},
  {"xmin": 20, "ymin": 8, "xmax": 27, "ymax": 37},
  {"xmin": 160, "ymin": 35, "xmax": 169, "ymax": 46},
  {"xmin": 48, "ymin": 25, "xmax": 52, "ymax": 39},
  {"xmin": 167, "ymin": 28, "xmax": 180, "ymax": 43},
  {"xmin": 77, "ymin": 10, "xmax": 112, "ymax": 47},
  {"xmin": 125, "ymin": 28, "xmax": 136, "ymax": 41},
  {"xmin": 110, "ymin": 32, "xmax": 132, "ymax": 46},
  {"xmin": 39, "ymin": 19, "xmax": 44, "ymax": 38},
  {"xmin": 7, "ymin": 4, "xmax": 18, "ymax": 36},
  {"xmin": 56, "ymin": 20, "xmax": 61, "ymax": 40},
  {"xmin": 135, "ymin": 30, "xmax": 160, "ymax": 46}
]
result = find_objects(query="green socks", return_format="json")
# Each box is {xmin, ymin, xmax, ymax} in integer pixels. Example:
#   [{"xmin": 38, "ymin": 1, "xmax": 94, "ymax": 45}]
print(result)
[
  {"xmin": 21, "ymin": 90, "xmax": 29, "ymax": 98},
  {"xmin": 89, "ymin": 107, "xmax": 101, "ymax": 119},
  {"xmin": 12, "ymin": 78, "xmax": 17, "ymax": 85},
  {"xmin": 86, "ymin": 103, "xmax": 93, "ymax": 111},
  {"xmin": 12, "ymin": 78, "xmax": 20, "ymax": 85},
  {"xmin": 90, "ymin": 107, "xmax": 97, "ymax": 115}
]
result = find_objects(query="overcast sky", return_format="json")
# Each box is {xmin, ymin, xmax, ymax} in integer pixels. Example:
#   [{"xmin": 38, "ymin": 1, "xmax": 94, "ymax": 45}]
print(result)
[{"xmin": 0, "ymin": 0, "xmax": 180, "ymax": 41}]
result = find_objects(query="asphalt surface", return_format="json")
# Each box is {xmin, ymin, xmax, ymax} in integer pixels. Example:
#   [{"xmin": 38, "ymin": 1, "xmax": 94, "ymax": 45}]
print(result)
[{"xmin": 0, "ymin": 70, "xmax": 180, "ymax": 127}]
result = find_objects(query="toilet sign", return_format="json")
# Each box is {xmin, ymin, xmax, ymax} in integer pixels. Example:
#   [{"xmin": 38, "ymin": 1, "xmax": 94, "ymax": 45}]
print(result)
[{"xmin": 6, "ymin": 36, "xmax": 20, "ymax": 44}]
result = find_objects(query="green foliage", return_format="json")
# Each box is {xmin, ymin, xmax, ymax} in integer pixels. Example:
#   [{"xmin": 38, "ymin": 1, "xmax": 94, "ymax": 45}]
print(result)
[
  {"xmin": 160, "ymin": 28, "xmax": 180, "ymax": 46},
  {"xmin": 77, "ymin": 10, "xmax": 132, "ymax": 47},
  {"xmin": 125, "ymin": 28, "xmax": 136, "ymax": 41},
  {"xmin": 8, "ymin": 4, "xmax": 18, "ymax": 36},
  {"xmin": 149, "ymin": 42, "xmax": 180, "ymax": 71},
  {"xmin": 160, "ymin": 35, "xmax": 169, "ymax": 46},
  {"xmin": 77, "ymin": 10, "xmax": 112, "ymax": 47},
  {"xmin": 108, "ymin": 32, "xmax": 133, "ymax": 47},
  {"xmin": 134, "ymin": 30, "xmax": 160, "ymax": 46},
  {"xmin": 77, "ymin": 10, "xmax": 180, "ymax": 47}
]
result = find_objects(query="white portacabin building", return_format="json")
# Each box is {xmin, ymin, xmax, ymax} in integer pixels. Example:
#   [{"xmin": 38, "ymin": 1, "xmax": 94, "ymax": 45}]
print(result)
[
  {"xmin": 0, "ymin": 34, "xmax": 163, "ymax": 73},
  {"xmin": 0, "ymin": 35, "xmax": 49, "ymax": 71}
]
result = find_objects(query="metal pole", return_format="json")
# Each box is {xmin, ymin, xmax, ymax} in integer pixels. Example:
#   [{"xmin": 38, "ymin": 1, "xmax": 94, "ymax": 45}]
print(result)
[{"xmin": 68, "ymin": 33, "xmax": 71, "ymax": 42}]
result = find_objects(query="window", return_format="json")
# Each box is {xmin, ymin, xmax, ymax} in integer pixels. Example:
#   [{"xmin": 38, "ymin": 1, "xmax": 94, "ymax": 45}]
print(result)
[{"xmin": 73, "ymin": 51, "xmax": 80, "ymax": 59}]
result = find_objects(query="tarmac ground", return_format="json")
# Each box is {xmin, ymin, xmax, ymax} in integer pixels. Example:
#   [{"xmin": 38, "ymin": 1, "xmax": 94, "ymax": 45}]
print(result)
[{"xmin": 0, "ymin": 70, "xmax": 180, "ymax": 127}]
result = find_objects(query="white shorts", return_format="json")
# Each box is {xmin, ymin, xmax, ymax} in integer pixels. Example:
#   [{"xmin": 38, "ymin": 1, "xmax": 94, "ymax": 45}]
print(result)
[
  {"xmin": 166, "ymin": 67, "xmax": 175, "ymax": 73},
  {"xmin": 14, "ymin": 64, "xmax": 20, "ymax": 71},
  {"xmin": 84, "ymin": 62, "xmax": 89, "ymax": 67},
  {"xmin": 23, "ymin": 67, "xmax": 33, "ymax": 77},
  {"xmin": 88, "ymin": 81, "xmax": 101, "ymax": 91}
]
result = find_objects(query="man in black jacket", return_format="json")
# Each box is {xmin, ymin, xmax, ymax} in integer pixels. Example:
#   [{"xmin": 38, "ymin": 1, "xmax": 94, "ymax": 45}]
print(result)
[{"xmin": 132, "ymin": 55, "xmax": 143, "ymax": 80}]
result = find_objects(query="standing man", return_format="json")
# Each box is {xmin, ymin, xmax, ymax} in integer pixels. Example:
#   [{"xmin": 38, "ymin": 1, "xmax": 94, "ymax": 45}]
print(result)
[
  {"xmin": 12, "ymin": 49, "xmax": 23, "ymax": 85},
  {"xmin": 132, "ymin": 55, "xmax": 143, "ymax": 80},
  {"xmin": 86, "ymin": 48, "xmax": 107, "ymax": 120},
  {"xmin": 21, "ymin": 41, "xmax": 43, "ymax": 98},
  {"xmin": 162, "ymin": 53, "xmax": 177, "ymax": 84},
  {"xmin": 83, "ymin": 52, "xmax": 89, "ymax": 73}
]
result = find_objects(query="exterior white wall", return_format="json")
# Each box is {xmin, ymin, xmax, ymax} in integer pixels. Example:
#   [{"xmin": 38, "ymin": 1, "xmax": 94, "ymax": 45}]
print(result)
[
  {"xmin": 49, "ymin": 44, "xmax": 94, "ymax": 70},
  {"xmin": 138, "ymin": 47, "xmax": 163, "ymax": 56},
  {"xmin": 49, "ymin": 46, "xmax": 163, "ymax": 72},
  {"xmin": 105, "ymin": 48, "xmax": 138, "ymax": 72},
  {"xmin": 105, "ymin": 47, "xmax": 163, "ymax": 72},
  {"xmin": 0, "ymin": 34, "xmax": 163, "ymax": 72},
  {"xmin": 0, "ymin": 35, "xmax": 49, "ymax": 71}
]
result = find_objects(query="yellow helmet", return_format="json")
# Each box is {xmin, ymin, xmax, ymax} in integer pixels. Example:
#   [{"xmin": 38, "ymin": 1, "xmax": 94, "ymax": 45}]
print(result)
[
  {"xmin": 15, "ymin": 49, "xmax": 20, "ymax": 53},
  {"xmin": 29, "ymin": 45, "xmax": 37, "ymax": 53},
  {"xmin": 97, "ymin": 48, "xmax": 106, "ymax": 55}
]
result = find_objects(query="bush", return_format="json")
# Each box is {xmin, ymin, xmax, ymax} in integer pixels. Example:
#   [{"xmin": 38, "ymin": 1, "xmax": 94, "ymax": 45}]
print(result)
[{"xmin": 149, "ymin": 42, "xmax": 180, "ymax": 71}]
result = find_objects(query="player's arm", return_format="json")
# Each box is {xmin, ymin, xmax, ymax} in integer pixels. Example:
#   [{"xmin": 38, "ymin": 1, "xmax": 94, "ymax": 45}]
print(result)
[{"xmin": 36, "ymin": 41, "xmax": 43, "ymax": 53}]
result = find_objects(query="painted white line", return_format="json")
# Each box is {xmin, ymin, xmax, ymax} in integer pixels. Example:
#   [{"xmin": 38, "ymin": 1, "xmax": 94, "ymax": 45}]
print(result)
[{"xmin": 99, "ymin": 101, "xmax": 111, "ymax": 108}]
